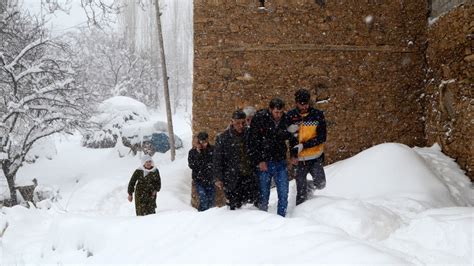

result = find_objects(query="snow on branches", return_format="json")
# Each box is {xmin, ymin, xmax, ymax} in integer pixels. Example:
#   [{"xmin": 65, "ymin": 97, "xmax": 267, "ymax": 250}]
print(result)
[{"xmin": 0, "ymin": 9, "xmax": 86, "ymax": 205}]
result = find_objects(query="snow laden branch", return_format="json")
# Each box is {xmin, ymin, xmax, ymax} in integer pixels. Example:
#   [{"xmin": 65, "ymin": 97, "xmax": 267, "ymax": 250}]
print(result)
[
  {"xmin": 0, "ymin": 10, "xmax": 87, "ymax": 206},
  {"xmin": 2, "ymin": 38, "xmax": 48, "ymax": 74}
]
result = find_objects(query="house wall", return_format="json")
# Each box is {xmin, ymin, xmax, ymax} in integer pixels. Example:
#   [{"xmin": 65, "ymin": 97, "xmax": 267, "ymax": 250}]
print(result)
[
  {"xmin": 425, "ymin": 4, "xmax": 473, "ymax": 180},
  {"xmin": 430, "ymin": 0, "xmax": 470, "ymax": 17},
  {"xmin": 193, "ymin": 0, "xmax": 428, "ymax": 163}
]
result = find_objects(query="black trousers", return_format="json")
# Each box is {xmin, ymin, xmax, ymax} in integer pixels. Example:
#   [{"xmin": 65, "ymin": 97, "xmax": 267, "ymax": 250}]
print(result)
[
  {"xmin": 224, "ymin": 174, "xmax": 256, "ymax": 209},
  {"xmin": 295, "ymin": 156, "xmax": 326, "ymax": 205}
]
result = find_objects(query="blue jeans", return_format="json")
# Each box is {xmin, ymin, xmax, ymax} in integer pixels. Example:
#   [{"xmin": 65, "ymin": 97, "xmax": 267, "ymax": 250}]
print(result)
[
  {"xmin": 258, "ymin": 160, "xmax": 289, "ymax": 217},
  {"xmin": 196, "ymin": 182, "xmax": 215, "ymax": 211}
]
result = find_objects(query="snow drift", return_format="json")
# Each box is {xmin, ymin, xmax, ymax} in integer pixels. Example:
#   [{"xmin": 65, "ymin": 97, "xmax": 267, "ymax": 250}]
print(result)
[
  {"xmin": 321, "ymin": 143, "xmax": 455, "ymax": 206},
  {"xmin": 1, "ymin": 125, "xmax": 473, "ymax": 264}
]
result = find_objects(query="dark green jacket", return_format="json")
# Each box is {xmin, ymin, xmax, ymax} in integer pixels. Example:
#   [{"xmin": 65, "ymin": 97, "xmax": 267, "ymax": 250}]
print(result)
[{"xmin": 128, "ymin": 168, "xmax": 161, "ymax": 216}]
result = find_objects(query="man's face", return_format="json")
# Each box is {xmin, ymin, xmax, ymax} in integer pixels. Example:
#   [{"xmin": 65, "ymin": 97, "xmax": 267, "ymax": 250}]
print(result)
[
  {"xmin": 270, "ymin": 108, "xmax": 284, "ymax": 121},
  {"xmin": 199, "ymin": 139, "xmax": 208, "ymax": 148},
  {"xmin": 296, "ymin": 101, "xmax": 309, "ymax": 114},
  {"xmin": 232, "ymin": 118, "xmax": 246, "ymax": 133}
]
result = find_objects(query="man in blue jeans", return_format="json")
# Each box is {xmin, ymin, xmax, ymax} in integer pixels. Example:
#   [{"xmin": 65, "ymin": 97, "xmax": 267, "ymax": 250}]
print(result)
[
  {"xmin": 188, "ymin": 132, "xmax": 215, "ymax": 211},
  {"xmin": 249, "ymin": 98, "xmax": 292, "ymax": 217}
]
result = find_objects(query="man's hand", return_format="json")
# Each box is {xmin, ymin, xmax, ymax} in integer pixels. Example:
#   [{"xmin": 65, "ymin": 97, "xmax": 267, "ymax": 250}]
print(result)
[
  {"xmin": 290, "ymin": 157, "xmax": 299, "ymax": 165},
  {"xmin": 287, "ymin": 124, "xmax": 299, "ymax": 133},
  {"xmin": 128, "ymin": 194, "xmax": 133, "ymax": 202},
  {"xmin": 258, "ymin": 161, "xmax": 268, "ymax": 172}
]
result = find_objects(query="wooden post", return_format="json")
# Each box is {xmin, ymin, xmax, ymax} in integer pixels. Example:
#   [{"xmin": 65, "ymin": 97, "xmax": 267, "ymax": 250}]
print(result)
[{"xmin": 153, "ymin": 0, "xmax": 175, "ymax": 161}]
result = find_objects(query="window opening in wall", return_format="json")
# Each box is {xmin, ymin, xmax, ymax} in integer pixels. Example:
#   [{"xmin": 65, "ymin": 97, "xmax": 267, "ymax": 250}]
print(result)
[{"xmin": 258, "ymin": 0, "xmax": 265, "ymax": 10}]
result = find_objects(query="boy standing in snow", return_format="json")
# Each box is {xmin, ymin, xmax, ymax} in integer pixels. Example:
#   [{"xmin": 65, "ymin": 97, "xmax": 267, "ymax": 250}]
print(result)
[
  {"xmin": 188, "ymin": 131, "xmax": 215, "ymax": 211},
  {"xmin": 128, "ymin": 155, "xmax": 161, "ymax": 216},
  {"xmin": 287, "ymin": 89, "xmax": 327, "ymax": 205}
]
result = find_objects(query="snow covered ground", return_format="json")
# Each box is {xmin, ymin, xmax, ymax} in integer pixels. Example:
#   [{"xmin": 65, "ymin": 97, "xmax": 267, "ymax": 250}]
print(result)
[{"xmin": 1, "ymin": 111, "xmax": 473, "ymax": 265}]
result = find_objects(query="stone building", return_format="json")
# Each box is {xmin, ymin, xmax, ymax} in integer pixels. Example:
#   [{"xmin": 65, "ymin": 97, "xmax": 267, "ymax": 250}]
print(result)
[{"xmin": 192, "ymin": 0, "xmax": 473, "ymax": 191}]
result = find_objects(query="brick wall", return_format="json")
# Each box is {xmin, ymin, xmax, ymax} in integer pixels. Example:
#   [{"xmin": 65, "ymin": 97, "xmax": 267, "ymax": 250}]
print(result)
[{"xmin": 425, "ymin": 4, "xmax": 473, "ymax": 180}]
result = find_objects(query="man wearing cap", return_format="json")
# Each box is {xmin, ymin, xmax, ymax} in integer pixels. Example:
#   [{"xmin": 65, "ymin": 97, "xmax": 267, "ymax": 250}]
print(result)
[
  {"xmin": 287, "ymin": 89, "xmax": 327, "ymax": 205},
  {"xmin": 188, "ymin": 131, "xmax": 215, "ymax": 211},
  {"xmin": 214, "ymin": 109, "xmax": 255, "ymax": 210},
  {"xmin": 249, "ymin": 98, "xmax": 292, "ymax": 217}
]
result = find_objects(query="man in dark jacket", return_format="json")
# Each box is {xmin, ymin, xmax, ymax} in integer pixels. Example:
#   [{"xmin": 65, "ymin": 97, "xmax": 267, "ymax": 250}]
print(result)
[
  {"xmin": 249, "ymin": 98, "xmax": 292, "ymax": 217},
  {"xmin": 287, "ymin": 89, "xmax": 327, "ymax": 205},
  {"xmin": 214, "ymin": 110, "xmax": 256, "ymax": 210},
  {"xmin": 188, "ymin": 131, "xmax": 215, "ymax": 211}
]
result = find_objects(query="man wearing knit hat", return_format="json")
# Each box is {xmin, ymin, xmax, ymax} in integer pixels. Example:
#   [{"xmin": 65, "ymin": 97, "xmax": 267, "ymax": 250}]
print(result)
[{"xmin": 287, "ymin": 89, "xmax": 327, "ymax": 205}]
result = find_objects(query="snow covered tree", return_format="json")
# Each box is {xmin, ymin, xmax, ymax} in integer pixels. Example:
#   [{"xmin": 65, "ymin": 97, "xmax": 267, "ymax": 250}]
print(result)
[
  {"xmin": 119, "ymin": 0, "xmax": 193, "ymax": 113},
  {"xmin": 0, "ymin": 8, "xmax": 87, "ymax": 206},
  {"xmin": 67, "ymin": 28, "xmax": 162, "ymax": 107}
]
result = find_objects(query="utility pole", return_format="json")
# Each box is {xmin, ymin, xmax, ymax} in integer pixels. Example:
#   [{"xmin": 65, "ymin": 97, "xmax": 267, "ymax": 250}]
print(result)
[{"xmin": 153, "ymin": 0, "xmax": 175, "ymax": 161}]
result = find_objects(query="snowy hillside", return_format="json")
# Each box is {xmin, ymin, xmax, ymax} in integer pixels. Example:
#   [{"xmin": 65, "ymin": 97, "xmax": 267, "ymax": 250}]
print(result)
[{"xmin": 1, "ymin": 112, "xmax": 473, "ymax": 265}]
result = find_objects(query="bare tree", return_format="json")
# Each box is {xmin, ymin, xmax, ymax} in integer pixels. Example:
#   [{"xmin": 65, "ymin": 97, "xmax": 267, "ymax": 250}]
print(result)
[
  {"xmin": 0, "ymin": 9, "xmax": 86, "ymax": 205},
  {"xmin": 67, "ymin": 28, "xmax": 161, "ymax": 107}
]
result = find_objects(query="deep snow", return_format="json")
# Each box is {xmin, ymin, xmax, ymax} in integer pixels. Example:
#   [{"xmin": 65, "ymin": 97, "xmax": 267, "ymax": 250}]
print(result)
[{"xmin": 1, "ymin": 112, "xmax": 473, "ymax": 265}]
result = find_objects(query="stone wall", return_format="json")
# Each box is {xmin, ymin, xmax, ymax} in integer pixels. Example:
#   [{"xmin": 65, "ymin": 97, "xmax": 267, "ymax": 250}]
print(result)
[
  {"xmin": 193, "ymin": 0, "xmax": 428, "ymax": 164},
  {"xmin": 425, "ymin": 4, "xmax": 473, "ymax": 180},
  {"xmin": 430, "ymin": 0, "xmax": 470, "ymax": 17}
]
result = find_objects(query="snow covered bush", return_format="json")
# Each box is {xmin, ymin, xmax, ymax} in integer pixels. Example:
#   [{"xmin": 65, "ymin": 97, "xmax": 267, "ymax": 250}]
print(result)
[
  {"xmin": 82, "ymin": 96, "xmax": 150, "ymax": 148},
  {"xmin": 34, "ymin": 184, "xmax": 61, "ymax": 203},
  {"xmin": 82, "ymin": 129, "xmax": 118, "ymax": 149},
  {"xmin": 122, "ymin": 121, "xmax": 183, "ymax": 155}
]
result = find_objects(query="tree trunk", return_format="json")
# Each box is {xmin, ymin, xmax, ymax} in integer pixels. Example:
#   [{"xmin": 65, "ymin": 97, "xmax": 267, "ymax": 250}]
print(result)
[
  {"xmin": 2, "ymin": 163, "xmax": 17, "ymax": 206},
  {"xmin": 153, "ymin": 0, "xmax": 175, "ymax": 161}
]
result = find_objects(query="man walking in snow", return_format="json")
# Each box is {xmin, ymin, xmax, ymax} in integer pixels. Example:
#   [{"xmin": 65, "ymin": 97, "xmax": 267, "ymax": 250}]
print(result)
[
  {"xmin": 287, "ymin": 89, "xmax": 327, "ymax": 205},
  {"xmin": 214, "ymin": 110, "xmax": 256, "ymax": 210},
  {"xmin": 188, "ymin": 131, "xmax": 215, "ymax": 211},
  {"xmin": 249, "ymin": 98, "xmax": 293, "ymax": 217}
]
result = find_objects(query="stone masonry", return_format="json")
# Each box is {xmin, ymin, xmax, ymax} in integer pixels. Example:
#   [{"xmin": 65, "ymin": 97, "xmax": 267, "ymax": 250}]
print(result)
[
  {"xmin": 425, "ymin": 4, "xmax": 473, "ymax": 180},
  {"xmin": 430, "ymin": 0, "xmax": 470, "ymax": 17},
  {"xmin": 192, "ymin": 0, "xmax": 473, "ymax": 196}
]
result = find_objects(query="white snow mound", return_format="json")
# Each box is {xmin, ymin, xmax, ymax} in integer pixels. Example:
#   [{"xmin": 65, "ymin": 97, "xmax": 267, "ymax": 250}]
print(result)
[
  {"xmin": 90, "ymin": 96, "xmax": 150, "ymax": 128},
  {"xmin": 321, "ymin": 143, "xmax": 455, "ymax": 207}
]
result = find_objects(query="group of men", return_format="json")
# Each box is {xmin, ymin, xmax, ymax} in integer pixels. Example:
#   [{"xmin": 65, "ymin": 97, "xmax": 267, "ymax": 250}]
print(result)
[{"xmin": 188, "ymin": 89, "xmax": 327, "ymax": 217}]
